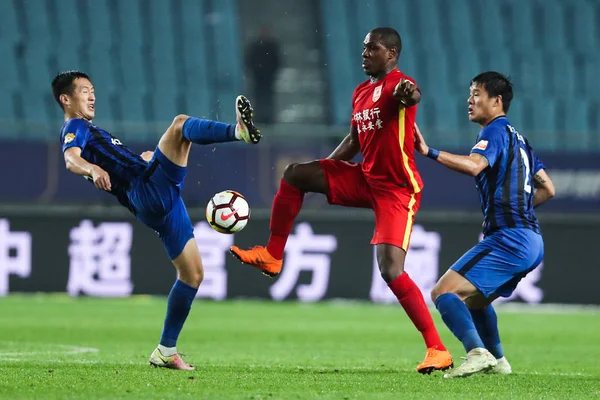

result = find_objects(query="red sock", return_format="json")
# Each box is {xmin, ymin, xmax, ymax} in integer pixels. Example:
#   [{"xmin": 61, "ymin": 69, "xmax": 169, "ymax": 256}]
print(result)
[
  {"xmin": 266, "ymin": 179, "xmax": 304, "ymax": 259},
  {"xmin": 388, "ymin": 272, "xmax": 446, "ymax": 350}
]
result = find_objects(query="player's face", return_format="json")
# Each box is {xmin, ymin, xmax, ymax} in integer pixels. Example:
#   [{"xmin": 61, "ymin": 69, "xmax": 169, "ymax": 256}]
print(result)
[
  {"xmin": 468, "ymin": 83, "xmax": 501, "ymax": 125},
  {"xmin": 64, "ymin": 78, "xmax": 95, "ymax": 120},
  {"xmin": 362, "ymin": 34, "xmax": 392, "ymax": 77}
]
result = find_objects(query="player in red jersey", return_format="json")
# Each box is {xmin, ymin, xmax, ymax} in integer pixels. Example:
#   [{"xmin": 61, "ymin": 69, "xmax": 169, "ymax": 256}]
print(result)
[{"xmin": 231, "ymin": 27, "xmax": 453, "ymax": 373}]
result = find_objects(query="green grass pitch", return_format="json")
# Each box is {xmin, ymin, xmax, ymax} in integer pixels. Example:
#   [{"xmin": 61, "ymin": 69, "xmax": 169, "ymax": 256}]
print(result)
[{"xmin": 0, "ymin": 294, "xmax": 599, "ymax": 399}]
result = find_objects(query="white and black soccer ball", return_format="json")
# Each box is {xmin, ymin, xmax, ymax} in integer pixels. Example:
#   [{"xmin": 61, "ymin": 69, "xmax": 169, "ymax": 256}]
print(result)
[{"xmin": 206, "ymin": 190, "xmax": 250, "ymax": 234}]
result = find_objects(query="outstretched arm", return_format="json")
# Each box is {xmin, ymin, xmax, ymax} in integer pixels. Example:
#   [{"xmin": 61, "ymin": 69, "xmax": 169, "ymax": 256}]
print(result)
[
  {"xmin": 413, "ymin": 123, "xmax": 489, "ymax": 176},
  {"xmin": 64, "ymin": 147, "xmax": 112, "ymax": 191},
  {"xmin": 327, "ymin": 125, "xmax": 360, "ymax": 161},
  {"xmin": 532, "ymin": 169, "xmax": 555, "ymax": 208},
  {"xmin": 393, "ymin": 78, "xmax": 421, "ymax": 107}
]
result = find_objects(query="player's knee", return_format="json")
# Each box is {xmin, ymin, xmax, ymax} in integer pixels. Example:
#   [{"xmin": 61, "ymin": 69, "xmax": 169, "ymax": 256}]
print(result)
[
  {"xmin": 282, "ymin": 163, "xmax": 301, "ymax": 186},
  {"xmin": 170, "ymin": 114, "xmax": 190, "ymax": 137},
  {"xmin": 430, "ymin": 283, "xmax": 450, "ymax": 303},
  {"xmin": 378, "ymin": 260, "xmax": 403, "ymax": 283},
  {"xmin": 179, "ymin": 265, "xmax": 204, "ymax": 288},
  {"xmin": 377, "ymin": 251, "xmax": 404, "ymax": 283}
]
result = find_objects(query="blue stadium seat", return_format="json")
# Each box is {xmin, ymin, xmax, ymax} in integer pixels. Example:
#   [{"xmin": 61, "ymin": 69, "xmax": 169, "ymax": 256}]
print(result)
[
  {"xmin": 115, "ymin": 0, "xmax": 146, "ymax": 92},
  {"xmin": 415, "ymin": 50, "xmax": 451, "ymax": 99},
  {"xmin": 86, "ymin": 0, "xmax": 115, "ymax": 93},
  {"xmin": 0, "ymin": 43, "xmax": 20, "ymax": 92},
  {"xmin": 447, "ymin": 49, "xmax": 483, "ymax": 93},
  {"xmin": 477, "ymin": 50, "xmax": 514, "ymax": 81},
  {"xmin": 180, "ymin": 0, "xmax": 211, "ymax": 117},
  {"xmin": 319, "ymin": 0, "xmax": 354, "ymax": 126},
  {"xmin": 530, "ymin": 99, "xmax": 560, "ymax": 149},
  {"xmin": 580, "ymin": 54, "xmax": 600, "ymax": 99},
  {"xmin": 0, "ymin": 89, "xmax": 16, "ymax": 123},
  {"xmin": 86, "ymin": 0, "xmax": 112, "ymax": 50},
  {"xmin": 413, "ymin": 0, "xmax": 444, "ymax": 54},
  {"xmin": 209, "ymin": 0, "xmax": 243, "ymax": 123},
  {"xmin": 381, "ymin": 0, "xmax": 416, "ymax": 50},
  {"xmin": 470, "ymin": 0, "xmax": 506, "ymax": 50},
  {"xmin": 512, "ymin": 51, "xmax": 545, "ymax": 96},
  {"xmin": 560, "ymin": 99, "xmax": 590, "ymax": 151},
  {"xmin": 503, "ymin": 0, "xmax": 536, "ymax": 52},
  {"xmin": 570, "ymin": 0, "xmax": 598, "ymax": 54},
  {"xmin": 442, "ymin": 0, "xmax": 476, "ymax": 51},
  {"xmin": 543, "ymin": 53, "xmax": 577, "ymax": 97},
  {"xmin": 0, "ymin": 1, "xmax": 20, "ymax": 44},
  {"xmin": 536, "ymin": 0, "xmax": 567, "ymax": 52},
  {"xmin": 149, "ymin": 89, "xmax": 179, "ymax": 123},
  {"xmin": 147, "ymin": 0, "xmax": 176, "ymax": 89},
  {"xmin": 118, "ymin": 89, "xmax": 147, "ymax": 126}
]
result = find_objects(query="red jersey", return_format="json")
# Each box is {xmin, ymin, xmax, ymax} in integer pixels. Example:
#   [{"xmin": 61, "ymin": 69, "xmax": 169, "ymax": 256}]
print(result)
[{"xmin": 350, "ymin": 68, "xmax": 424, "ymax": 193}]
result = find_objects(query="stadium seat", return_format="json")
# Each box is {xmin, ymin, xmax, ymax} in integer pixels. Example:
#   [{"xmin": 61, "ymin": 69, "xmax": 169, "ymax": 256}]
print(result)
[
  {"xmin": 503, "ymin": 0, "xmax": 537, "ymax": 52},
  {"xmin": 319, "ymin": 0, "xmax": 354, "ymax": 126},
  {"xmin": 0, "ymin": 89, "xmax": 16, "ymax": 123},
  {"xmin": 530, "ymin": 99, "xmax": 560, "ymax": 149},
  {"xmin": 115, "ymin": 0, "xmax": 146, "ymax": 93},
  {"xmin": 447, "ymin": 49, "xmax": 483, "ymax": 93},
  {"xmin": 413, "ymin": 0, "xmax": 444, "ymax": 54},
  {"xmin": 442, "ymin": 0, "xmax": 476, "ymax": 51},
  {"xmin": 0, "ymin": 1, "xmax": 20, "ymax": 44},
  {"xmin": 470, "ymin": 0, "xmax": 506, "ymax": 50},
  {"xmin": 569, "ymin": 0, "xmax": 598, "ymax": 54},
  {"xmin": 512, "ymin": 51, "xmax": 545, "ymax": 96},
  {"xmin": 209, "ymin": 0, "xmax": 243, "ymax": 123},
  {"xmin": 560, "ymin": 99, "xmax": 592, "ymax": 151},
  {"xmin": 536, "ymin": 0, "xmax": 568, "ymax": 52},
  {"xmin": 180, "ymin": 0, "xmax": 211, "ymax": 117},
  {"xmin": 0, "ymin": 43, "xmax": 20, "ymax": 92},
  {"xmin": 542, "ymin": 53, "xmax": 577, "ymax": 97}
]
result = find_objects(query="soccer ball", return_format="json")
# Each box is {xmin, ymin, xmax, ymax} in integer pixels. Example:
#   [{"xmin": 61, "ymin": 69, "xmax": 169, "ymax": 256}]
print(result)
[{"xmin": 206, "ymin": 190, "xmax": 250, "ymax": 234}]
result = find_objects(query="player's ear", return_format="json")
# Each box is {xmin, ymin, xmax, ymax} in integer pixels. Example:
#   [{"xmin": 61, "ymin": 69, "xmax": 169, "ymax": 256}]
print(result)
[
  {"xmin": 496, "ymin": 94, "xmax": 503, "ymax": 109},
  {"xmin": 60, "ymin": 93, "xmax": 70, "ymax": 108}
]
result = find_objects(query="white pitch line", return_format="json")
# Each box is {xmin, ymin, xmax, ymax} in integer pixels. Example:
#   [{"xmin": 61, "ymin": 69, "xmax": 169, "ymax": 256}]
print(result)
[{"xmin": 0, "ymin": 343, "xmax": 99, "ymax": 358}]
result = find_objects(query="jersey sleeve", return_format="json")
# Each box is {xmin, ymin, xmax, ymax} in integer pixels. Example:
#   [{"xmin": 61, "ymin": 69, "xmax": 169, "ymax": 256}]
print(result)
[
  {"xmin": 533, "ymin": 156, "xmax": 546, "ymax": 174},
  {"xmin": 61, "ymin": 119, "xmax": 91, "ymax": 152},
  {"xmin": 470, "ymin": 126, "xmax": 505, "ymax": 168}
]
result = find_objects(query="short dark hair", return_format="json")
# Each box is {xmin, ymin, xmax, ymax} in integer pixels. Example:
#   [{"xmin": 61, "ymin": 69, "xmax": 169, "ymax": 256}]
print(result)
[
  {"xmin": 51, "ymin": 70, "xmax": 90, "ymax": 110},
  {"xmin": 470, "ymin": 71, "xmax": 514, "ymax": 113},
  {"xmin": 369, "ymin": 27, "xmax": 402, "ymax": 59}
]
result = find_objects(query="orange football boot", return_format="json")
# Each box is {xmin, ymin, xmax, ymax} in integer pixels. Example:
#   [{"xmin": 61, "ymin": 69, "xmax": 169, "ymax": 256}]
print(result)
[
  {"xmin": 416, "ymin": 346, "xmax": 454, "ymax": 374},
  {"xmin": 230, "ymin": 245, "xmax": 283, "ymax": 278}
]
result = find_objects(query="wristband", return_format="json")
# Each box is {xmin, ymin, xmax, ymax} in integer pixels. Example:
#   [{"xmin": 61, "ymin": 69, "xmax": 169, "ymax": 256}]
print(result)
[{"xmin": 427, "ymin": 148, "xmax": 440, "ymax": 160}]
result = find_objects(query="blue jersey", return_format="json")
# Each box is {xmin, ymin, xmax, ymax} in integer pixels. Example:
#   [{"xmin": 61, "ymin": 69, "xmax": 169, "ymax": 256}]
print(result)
[
  {"xmin": 60, "ymin": 118, "xmax": 148, "ymax": 212},
  {"xmin": 470, "ymin": 116, "xmax": 545, "ymax": 235}
]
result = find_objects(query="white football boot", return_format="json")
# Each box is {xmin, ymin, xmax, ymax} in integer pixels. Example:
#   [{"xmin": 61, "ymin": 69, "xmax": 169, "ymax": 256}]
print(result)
[
  {"xmin": 485, "ymin": 356, "xmax": 512, "ymax": 375},
  {"xmin": 443, "ymin": 347, "xmax": 497, "ymax": 378}
]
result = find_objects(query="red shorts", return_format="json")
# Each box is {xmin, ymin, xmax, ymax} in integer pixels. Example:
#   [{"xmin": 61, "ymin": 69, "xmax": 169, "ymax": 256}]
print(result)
[{"xmin": 320, "ymin": 159, "xmax": 421, "ymax": 251}]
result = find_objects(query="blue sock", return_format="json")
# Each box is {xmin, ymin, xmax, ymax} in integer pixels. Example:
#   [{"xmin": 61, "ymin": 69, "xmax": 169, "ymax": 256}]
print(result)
[
  {"xmin": 435, "ymin": 293, "xmax": 485, "ymax": 353},
  {"xmin": 470, "ymin": 305, "xmax": 504, "ymax": 359},
  {"xmin": 159, "ymin": 280, "xmax": 198, "ymax": 348},
  {"xmin": 182, "ymin": 117, "xmax": 237, "ymax": 144}
]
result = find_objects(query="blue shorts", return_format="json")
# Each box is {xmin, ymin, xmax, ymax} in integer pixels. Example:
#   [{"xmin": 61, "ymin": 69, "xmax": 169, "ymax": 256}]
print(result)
[
  {"xmin": 128, "ymin": 147, "xmax": 194, "ymax": 260},
  {"xmin": 450, "ymin": 228, "xmax": 544, "ymax": 298}
]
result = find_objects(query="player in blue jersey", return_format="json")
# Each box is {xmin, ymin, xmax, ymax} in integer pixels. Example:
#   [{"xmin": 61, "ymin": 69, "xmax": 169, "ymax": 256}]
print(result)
[
  {"xmin": 52, "ymin": 70, "xmax": 261, "ymax": 370},
  {"xmin": 413, "ymin": 71, "xmax": 556, "ymax": 378}
]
